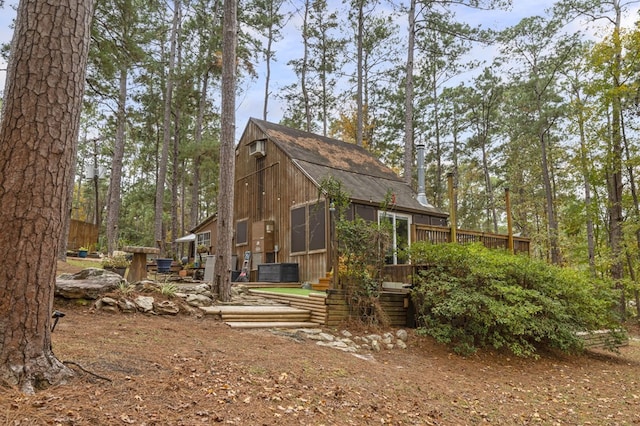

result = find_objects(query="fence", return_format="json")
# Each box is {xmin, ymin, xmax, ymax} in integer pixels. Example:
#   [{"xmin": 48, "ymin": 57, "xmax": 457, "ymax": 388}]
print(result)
[{"xmin": 67, "ymin": 219, "xmax": 99, "ymax": 251}]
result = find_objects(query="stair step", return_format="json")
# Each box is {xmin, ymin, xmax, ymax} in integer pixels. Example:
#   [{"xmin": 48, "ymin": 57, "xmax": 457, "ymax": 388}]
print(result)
[
  {"xmin": 221, "ymin": 314, "xmax": 311, "ymax": 322},
  {"xmin": 225, "ymin": 321, "xmax": 319, "ymax": 329},
  {"xmin": 201, "ymin": 305, "xmax": 309, "ymax": 316}
]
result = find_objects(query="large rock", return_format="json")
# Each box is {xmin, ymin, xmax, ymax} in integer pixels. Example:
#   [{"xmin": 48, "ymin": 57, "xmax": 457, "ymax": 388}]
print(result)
[
  {"xmin": 154, "ymin": 300, "xmax": 180, "ymax": 315},
  {"xmin": 185, "ymin": 294, "xmax": 212, "ymax": 307},
  {"xmin": 56, "ymin": 268, "xmax": 124, "ymax": 299},
  {"xmin": 134, "ymin": 296, "xmax": 155, "ymax": 313}
]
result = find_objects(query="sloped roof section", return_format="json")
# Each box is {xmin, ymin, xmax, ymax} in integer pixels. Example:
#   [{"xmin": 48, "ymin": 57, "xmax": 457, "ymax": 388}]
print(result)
[{"xmin": 251, "ymin": 119, "xmax": 445, "ymax": 216}]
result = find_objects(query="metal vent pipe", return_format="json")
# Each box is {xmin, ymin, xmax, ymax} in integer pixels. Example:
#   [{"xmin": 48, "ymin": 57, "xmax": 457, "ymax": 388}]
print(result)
[{"xmin": 415, "ymin": 143, "xmax": 433, "ymax": 208}]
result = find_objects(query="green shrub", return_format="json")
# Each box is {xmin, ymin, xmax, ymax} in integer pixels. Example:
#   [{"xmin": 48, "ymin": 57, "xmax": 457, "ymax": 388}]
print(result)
[
  {"xmin": 337, "ymin": 217, "xmax": 391, "ymax": 327},
  {"xmin": 409, "ymin": 242, "xmax": 622, "ymax": 358}
]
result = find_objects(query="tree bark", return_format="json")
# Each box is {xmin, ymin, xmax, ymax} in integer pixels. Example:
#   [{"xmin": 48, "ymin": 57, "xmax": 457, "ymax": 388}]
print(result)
[
  {"xmin": 154, "ymin": 0, "xmax": 180, "ymax": 256},
  {"xmin": 106, "ymin": 67, "xmax": 128, "ymax": 255},
  {"xmin": 355, "ymin": 0, "xmax": 364, "ymax": 147},
  {"xmin": 403, "ymin": 0, "xmax": 415, "ymax": 186},
  {"xmin": 0, "ymin": 0, "xmax": 94, "ymax": 393},
  {"xmin": 214, "ymin": 0, "xmax": 237, "ymax": 302},
  {"xmin": 191, "ymin": 72, "xmax": 209, "ymax": 230},
  {"xmin": 608, "ymin": 12, "xmax": 625, "ymax": 318},
  {"xmin": 301, "ymin": 0, "xmax": 311, "ymax": 132}
]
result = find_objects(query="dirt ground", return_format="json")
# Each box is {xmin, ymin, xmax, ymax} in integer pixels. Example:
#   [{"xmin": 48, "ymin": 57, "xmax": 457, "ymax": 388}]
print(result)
[{"xmin": 2, "ymin": 261, "xmax": 640, "ymax": 425}]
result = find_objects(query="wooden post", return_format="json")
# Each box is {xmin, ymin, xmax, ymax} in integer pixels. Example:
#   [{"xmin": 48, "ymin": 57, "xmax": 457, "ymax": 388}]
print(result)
[
  {"xmin": 329, "ymin": 202, "xmax": 338, "ymax": 289},
  {"xmin": 123, "ymin": 246, "xmax": 160, "ymax": 282},
  {"xmin": 505, "ymin": 187, "xmax": 514, "ymax": 254},
  {"xmin": 447, "ymin": 172, "xmax": 457, "ymax": 244}
]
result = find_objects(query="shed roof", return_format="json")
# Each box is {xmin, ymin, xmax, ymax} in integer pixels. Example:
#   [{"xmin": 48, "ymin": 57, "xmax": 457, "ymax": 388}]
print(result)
[{"xmin": 250, "ymin": 119, "xmax": 445, "ymax": 216}]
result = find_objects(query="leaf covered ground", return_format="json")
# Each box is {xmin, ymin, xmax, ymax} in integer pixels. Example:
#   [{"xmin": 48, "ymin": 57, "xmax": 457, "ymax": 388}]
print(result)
[{"xmin": 2, "ymin": 262, "xmax": 640, "ymax": 425}]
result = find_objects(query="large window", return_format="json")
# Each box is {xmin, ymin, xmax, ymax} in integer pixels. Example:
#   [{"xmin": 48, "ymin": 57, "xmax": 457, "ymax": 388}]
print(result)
[
  {"xmin": 291, "ymin": 201, "xmax": 326, "ymax": 254},
  {"xmin": 379, "ymin": 212, "xmax": 411, "ymax": 265}
]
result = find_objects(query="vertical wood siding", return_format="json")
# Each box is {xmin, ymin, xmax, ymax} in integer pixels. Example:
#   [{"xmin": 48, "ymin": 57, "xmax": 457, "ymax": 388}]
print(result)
[{"xmin": 234, "ymin": 122, "xmax": 328, "ymax": 283}]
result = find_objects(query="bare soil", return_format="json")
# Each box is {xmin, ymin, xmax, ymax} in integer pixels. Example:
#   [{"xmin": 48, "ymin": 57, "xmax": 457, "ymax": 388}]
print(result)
[{"xmin": 2, "ymin": 261, "xmax": 640, "ymax": 425}]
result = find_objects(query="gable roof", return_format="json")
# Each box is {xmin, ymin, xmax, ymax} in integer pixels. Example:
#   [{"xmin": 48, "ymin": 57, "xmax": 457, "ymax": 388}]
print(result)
[{"xmin": 249, "ymin": 118, "xmax": 445, "ymax": 216}]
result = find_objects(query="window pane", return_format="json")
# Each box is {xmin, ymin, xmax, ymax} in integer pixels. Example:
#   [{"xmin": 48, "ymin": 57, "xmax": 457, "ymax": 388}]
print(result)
[
  {"xmin": 236, "ymin": 220, "xmax": 248, "ymax": 245},
  {"xmin": 309, "ymin": 201, "xmax": 326, "ymax": 251},
  {"xmin": 291, "ymin": 206, "xmax": 306, "ymax": 253},
  {"xmin": 355, "ymin": 204, "xmax": 376, "ymax": 221}
]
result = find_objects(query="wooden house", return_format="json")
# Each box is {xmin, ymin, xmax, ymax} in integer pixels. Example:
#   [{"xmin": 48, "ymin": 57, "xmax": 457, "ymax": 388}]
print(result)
[{"xmin": 195, "ymin": 118, "xmax": 447, "ymax": 284}]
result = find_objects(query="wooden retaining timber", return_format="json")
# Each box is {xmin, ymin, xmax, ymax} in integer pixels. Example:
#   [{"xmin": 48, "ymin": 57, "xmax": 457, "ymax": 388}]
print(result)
[
  {"xmin": 248, "ymin": 288, "xmax": 410, "ymax": 327},
  {"xmin": 238, "ymin": 282, "xmax": 300, "ymax": 289},
  {"xmin": 325, "ymin": 290, "xmax": 410, "ymax": 327},
  {"xmin": 248, "ymin": 290, "xmax": 328, "ymax": 324},
  {"xmin": 200, "ymin": 305, "xmax": 317, "ymax": 328},
  {"xmin": 200, "ymin": 286, "xmax": 412, "ymax": 328},
  {"xmin": 576, "ymin": 330, "xmax": 629, "ymax": 349},
  {"xmin": 226, "ymin": 321, "xmax": 319, "ymax": 329}
]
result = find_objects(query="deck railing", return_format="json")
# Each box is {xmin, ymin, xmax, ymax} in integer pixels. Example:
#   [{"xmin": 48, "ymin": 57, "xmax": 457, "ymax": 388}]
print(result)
[
  {"xmin": 413, "ymin": 224, "xmax": 530, "ymax": 255},
  {"xmin": 383, "ymin": 224, "xmax": 531, "ymax": 285}
]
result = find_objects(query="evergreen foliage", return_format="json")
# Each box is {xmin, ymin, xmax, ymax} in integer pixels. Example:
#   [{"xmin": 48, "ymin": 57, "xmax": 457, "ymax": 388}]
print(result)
[{"xmin": 409, "ymin": 242, "xmax": 623, "ymax": 358}]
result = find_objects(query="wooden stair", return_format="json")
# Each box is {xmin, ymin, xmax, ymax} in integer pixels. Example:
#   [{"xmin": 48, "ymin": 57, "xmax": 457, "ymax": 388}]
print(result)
[
  {"xmin": 200, "ymin": 305, "xmax": 317, "ymax": 329},
  {"xmin": 312, "ymin": 273, "xmax": 332, "ymax": 291},
  {"xmin": 248, "ymin": 289, "xmax": 328, "ymax": 324}
]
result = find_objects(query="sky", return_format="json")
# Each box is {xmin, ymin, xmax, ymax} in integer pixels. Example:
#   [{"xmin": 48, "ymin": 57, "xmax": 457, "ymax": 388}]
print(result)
[{"xmin": 0, "ymin": 0, "xmax": 638, "ymax": 138}]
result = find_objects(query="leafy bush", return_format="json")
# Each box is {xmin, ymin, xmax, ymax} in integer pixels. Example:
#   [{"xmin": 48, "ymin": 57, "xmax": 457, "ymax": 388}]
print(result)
[
  {"xmin": 409, "ymin": 242, "xmax": 622, "ymax": 358},
  {"xmin": 336, "ymin": 216, "xmax": 391, "ymax": 327},
  {"xmin": 101, "ymin": 253, "xmax": 130, "ymax": 269}
]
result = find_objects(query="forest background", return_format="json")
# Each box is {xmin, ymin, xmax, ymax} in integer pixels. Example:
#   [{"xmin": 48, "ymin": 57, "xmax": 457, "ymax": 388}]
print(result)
[{"xmin": 1, "ymin": 0, "xmax": 640, "ymax": 305}]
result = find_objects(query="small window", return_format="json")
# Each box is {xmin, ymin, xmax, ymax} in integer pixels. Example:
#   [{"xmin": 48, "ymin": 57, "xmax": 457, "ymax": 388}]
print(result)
[
  {"xmin": 355, "ymin": 204, "xmax": 376, "ymax": 222},
  {"xmin": 236, "ymin": 219, "xmax": 248, "ymax": 245},
  {"xmin": 197, "ymin": 231, "xmax": 211, "ymax": 252}
]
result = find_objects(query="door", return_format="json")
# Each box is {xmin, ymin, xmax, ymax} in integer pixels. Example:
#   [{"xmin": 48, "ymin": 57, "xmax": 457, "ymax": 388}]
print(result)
[{"xmin": 379, "ymin": 212, "xmax": 411, "ymax": 265}]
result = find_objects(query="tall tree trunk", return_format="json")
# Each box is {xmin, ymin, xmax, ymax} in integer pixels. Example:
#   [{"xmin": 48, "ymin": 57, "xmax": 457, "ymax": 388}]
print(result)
[
  {"xmin": 355, "ymin": 0, "xmax": 364, "ymax": 146},
  {"xmin": 574, "ymin": 88, "xmax": 596, "ymax": 276},
  {"xmin": 171, "ymin": 108, "xmax": 180, "ymax": 257},
  {"xmin": 191, "ymin": 72, "xmax": 209, "ymax": 230},
  {"xmin": 106, "ymin": 67, "xmax": 128, "ymax": 255},
  {"xmin": 301, "ymin": 0, "xmax": 311, "ymax": 132},
  {"xmin": 214, "ymin": 0, "xmax": 237, "ymax": 302},
  {"xmin": 154, "ymin": 0, "xmax": 180, "ymax": 255},
  {"xmin": 480, "ymin": 135, "xmax": 498, "ymax": 233},
  {"xmin": 0, "ymin": 0, "xmax": 94, "ymax": 393},
  {"xmin": 58, "ymin": 130, "xmax": 82, "ymax": 261},
  {"xmin": 608, "ymin": 15, "xmax": 625, "ymax": 317},
  {"xmin": 263, "ymin": 3, "xmax": 274, "ymax": 121},
  {"xmin": 170, "ymin": 26, "xmax": 183, "ymax": 258},
  {"xmin": 403, "ymin": 0, "xmax": 415, "ymax": 186},
  {"xmin": 320, "ymin": 28, "xmax": 328, "ymax": 136},
  {"xmin": 431, "ymin": 67, "xmax": 443, "ymax": 208},
  {"xmin": 621, "ymin": 113, "xmax": 640, "ymax": 317},
  {"xmin": 539, "ymin": 129, "xmax": 561, "ymax": 264}
]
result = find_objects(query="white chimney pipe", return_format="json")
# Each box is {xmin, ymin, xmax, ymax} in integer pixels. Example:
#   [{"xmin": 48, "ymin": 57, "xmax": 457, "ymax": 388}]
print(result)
[{"xmin": 416, "ymin": 143, "xmax": 433, "ymax": 208}]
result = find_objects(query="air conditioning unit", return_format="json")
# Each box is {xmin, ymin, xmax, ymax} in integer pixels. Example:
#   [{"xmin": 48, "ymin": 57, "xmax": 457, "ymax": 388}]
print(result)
[{"xmin": 249, "ymin": 139, "xmax": 266, "ymax": 157}]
